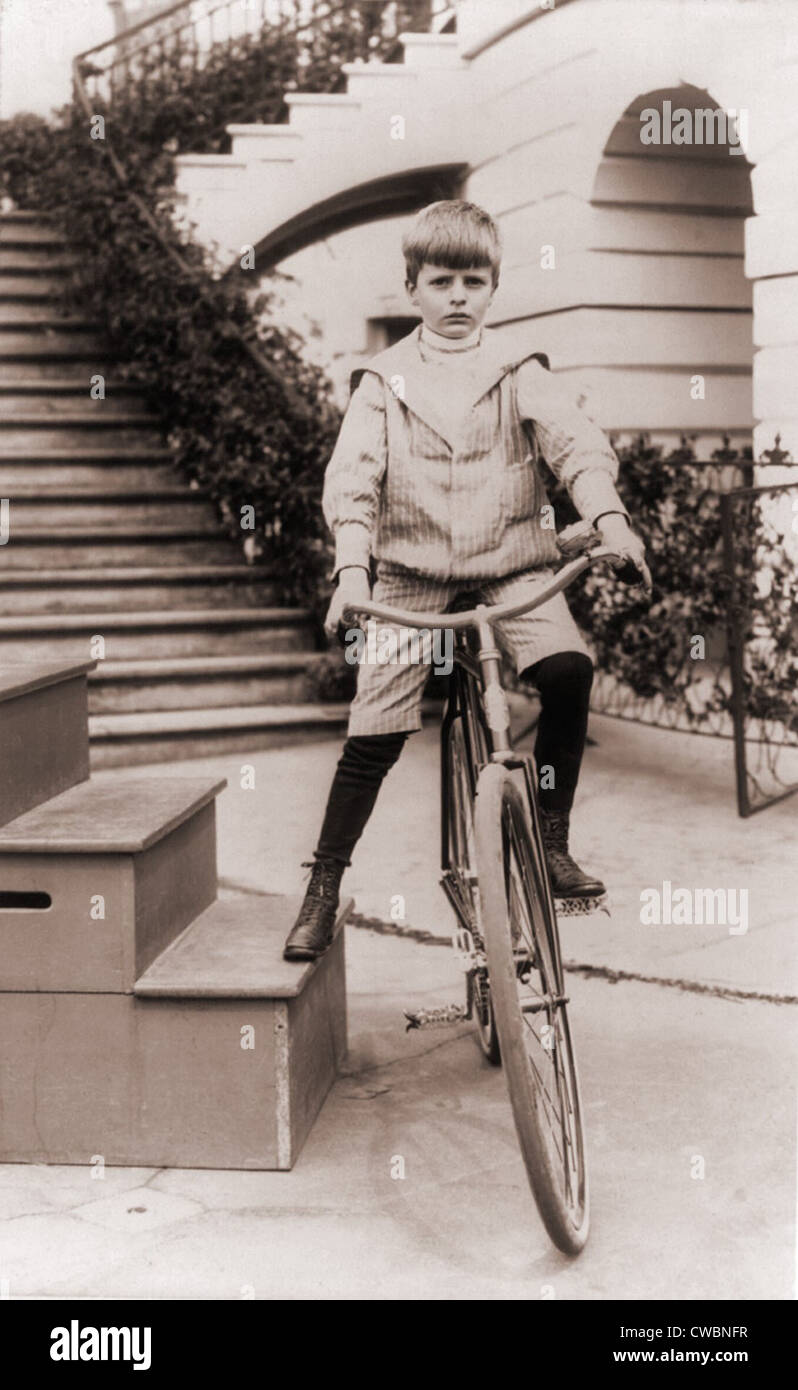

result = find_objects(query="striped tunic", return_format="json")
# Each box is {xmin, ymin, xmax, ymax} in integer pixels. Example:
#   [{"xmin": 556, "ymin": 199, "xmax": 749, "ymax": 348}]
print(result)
[{"xmin": 323, "ymin": 322, "xmax": 627, "ymax": 583}]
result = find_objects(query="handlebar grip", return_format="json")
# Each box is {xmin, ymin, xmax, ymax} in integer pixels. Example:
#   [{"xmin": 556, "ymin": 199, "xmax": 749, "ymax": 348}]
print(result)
[
  {"xmin": 556, "ymin": 520, "xmax": 602, "ymax": 557},
  {"xmin": 612, "ymin": 557, "xmax": 646, "ymax": 586}
]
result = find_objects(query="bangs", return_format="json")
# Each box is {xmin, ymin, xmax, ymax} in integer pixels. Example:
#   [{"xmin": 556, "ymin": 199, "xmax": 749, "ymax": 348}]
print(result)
[{"xmin": 402, "ymin": 201, "xmax": 501, "ymax": 285}]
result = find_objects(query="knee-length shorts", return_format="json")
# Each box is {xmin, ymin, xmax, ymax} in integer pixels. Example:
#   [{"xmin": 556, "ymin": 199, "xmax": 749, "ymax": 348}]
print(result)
[{"xmin": 346, "ymin": 561, "xmax": 592, "ymax": 737}]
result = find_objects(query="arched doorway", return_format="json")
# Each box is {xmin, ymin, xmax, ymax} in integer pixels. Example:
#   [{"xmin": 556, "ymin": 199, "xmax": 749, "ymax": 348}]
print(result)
[{"xmin": 586, "ymin": 85, "xmax": 754, "ymax": 459}]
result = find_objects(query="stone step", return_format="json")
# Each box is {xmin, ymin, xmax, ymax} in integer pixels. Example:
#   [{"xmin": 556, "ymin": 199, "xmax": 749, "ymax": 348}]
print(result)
[
  {"xmin": 0, "ymin": 303, "xmax": 102, "ymax": 326},
  {"xmin": 341, "ymin": 60, "xmax": 419, "ymax": 102},
  {"xmin": 0, "ymin": 224, "xmax": 68, "ymax": 248},
  {"xmin": 399, "ymin": 32, "xmax": 465, "ymax": 69},
  {"xmin": 0, "ymin": 661, "xmax": 94, "ymax": 828},
  {"xmin": 0, "ymin": 277, "xmax": 73, "ymax": 300},
  {"xmin": 0, "ymin": 606, "xmax": 315, "ymax": 660},
  {"xmin": 0, "ymin": 381, "xmax": 153, "ymax": 413},
  {"xmin": 0, "ymin": 251, "xmax": 78, "ymax": 271},
  {"xmin": 87, "ymin": 651, "xmax": 326, "ymax": 712},
  {"xmin": 0, "ymin": 565, "xmax": 279, "ymax": 613},
  {"xmin": 0, "ymin": 893, "xmax": 348, "ymax": 1168},
  {"xmin": 285, "ymin": 92, "xmax": 362, "ymax": 132},
  {"xmin": 0, "ymin": 447, "xmax": 181, "ymax": 488},
  {"xmin": 89, "ymin": 701, "xmax": 350, "ymax": 767},
  {"xmin": 0, "ymin": 415, "xmax": 164, "ymax": 449},
  {"xmin": 0, "ymin": 328, "xmax": 110, "ymax": 357},
  {"xmin": 0, "ymin": 774, "xmax": 224, "ymax": 993},
  {"xmin": 3, "ymin": 486, "xmax": 217, "ymax": 527},
  {"xmin": 226, "ymin": 123, "xmax": 303, "ymax": 160},
  {"xmin": 0, "ymin": 524, "xmax": 244, "ymax": 567}
]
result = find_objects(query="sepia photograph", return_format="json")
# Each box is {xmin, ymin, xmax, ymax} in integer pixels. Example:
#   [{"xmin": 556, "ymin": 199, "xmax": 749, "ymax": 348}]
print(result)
[{"xmin": 0, "ymin": 0, "xmax": 795, "ymax": 1344}]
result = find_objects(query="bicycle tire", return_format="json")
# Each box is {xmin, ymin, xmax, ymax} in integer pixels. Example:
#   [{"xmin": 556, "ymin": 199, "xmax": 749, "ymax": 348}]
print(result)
[
  {"xmin": 474, "ymin": 761, "xmax": 589, "ymax": 1254},
  {"xmin": 444, "ymin": 715, "xmax": 501, "ymax": 1065}
]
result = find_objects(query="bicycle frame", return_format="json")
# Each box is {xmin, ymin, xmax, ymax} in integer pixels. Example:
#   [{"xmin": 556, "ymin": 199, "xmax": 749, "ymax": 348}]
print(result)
[
  {"xmin": 439, "ymin": 623, "xmax": 558, "ymax": 961},
  {"xmin": 342, "ymin": 541, "xmax": 623, "ymax": 963}
]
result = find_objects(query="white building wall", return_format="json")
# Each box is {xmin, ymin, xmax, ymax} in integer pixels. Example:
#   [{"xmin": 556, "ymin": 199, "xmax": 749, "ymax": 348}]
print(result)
[{"xmin": 172, "ymin": 0, "xmax": 798, "ymax": 463}]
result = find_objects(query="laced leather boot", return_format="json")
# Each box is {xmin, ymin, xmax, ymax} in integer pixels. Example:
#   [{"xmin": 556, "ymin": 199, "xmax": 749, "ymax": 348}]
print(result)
[
  {"xmin": 283, "ymin": 858, "xmax": 346, "ymax": 961},
  {"xmin": 539, "ymin": 809, "xmax": 606, "ymax": 898}
]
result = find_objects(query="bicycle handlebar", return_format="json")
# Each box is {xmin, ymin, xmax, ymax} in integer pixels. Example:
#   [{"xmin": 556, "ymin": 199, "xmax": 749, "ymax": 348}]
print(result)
[{"xmin": 341, "ymin": 545, "xmax": 627, "ymax": 631}]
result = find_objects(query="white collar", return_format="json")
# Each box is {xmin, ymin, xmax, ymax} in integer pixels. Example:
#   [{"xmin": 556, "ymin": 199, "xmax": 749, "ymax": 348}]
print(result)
[{"xmin": 419, "ymin": 321, "xmax": 483, "ymax": 352}]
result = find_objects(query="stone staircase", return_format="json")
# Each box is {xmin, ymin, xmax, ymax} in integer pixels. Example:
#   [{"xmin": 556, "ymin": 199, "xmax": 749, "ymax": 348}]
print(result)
[
  {"xmin": 0, "ymin": 209, "xmax": 348, "ymax": 765},
  {"xmin": 174, "ymin": 31, "xmax": 474, "ymax": 267},
  {"xmin": 0, "ymin": 660, "xmax": 349, "ymax": 1168}
]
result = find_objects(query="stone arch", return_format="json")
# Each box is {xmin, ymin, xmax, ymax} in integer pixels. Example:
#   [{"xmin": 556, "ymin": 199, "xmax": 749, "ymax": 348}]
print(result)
[
  {"xmin": 252, "ymin": 164, "xmax": 467, "ymax": 270},
  {"xmin": 582, "ymin": 83, "xmax": 755, "ymax": 458}
]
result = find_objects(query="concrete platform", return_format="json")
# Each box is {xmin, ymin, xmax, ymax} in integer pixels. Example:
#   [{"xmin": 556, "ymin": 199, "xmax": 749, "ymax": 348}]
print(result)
[
  {"xmin": 0, "ymin": 661, "xmax": 94, "ymax": 827},
  {"xmin": 0, "ymin": 897, "xmax": 349, "ymax": 1171}
]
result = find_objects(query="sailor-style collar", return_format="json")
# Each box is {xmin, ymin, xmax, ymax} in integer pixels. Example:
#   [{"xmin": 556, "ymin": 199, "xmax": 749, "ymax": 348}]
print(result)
[{"xmin": 349, "ymin": 323, "xmax": 549, "ymax": 452}]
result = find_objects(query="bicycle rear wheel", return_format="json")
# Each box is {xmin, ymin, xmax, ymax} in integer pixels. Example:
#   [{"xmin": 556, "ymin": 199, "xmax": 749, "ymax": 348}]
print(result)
[{"xmin": 474, "ymin": 761, "xmax": 589, "ymax": 1253}]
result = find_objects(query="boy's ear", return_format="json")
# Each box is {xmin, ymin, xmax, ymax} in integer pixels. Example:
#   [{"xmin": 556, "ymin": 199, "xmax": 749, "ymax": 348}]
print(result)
[{"xmin": 405, "ymin": 278, "xmax": 418, "ymax": 305}]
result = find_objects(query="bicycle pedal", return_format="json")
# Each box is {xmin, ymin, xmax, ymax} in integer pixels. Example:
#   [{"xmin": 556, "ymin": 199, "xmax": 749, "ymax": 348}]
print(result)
[
  {"xmin": 404, "ymin": 1004, "xmax": 470, "ymax": 1032},
  {"xmin": 554, "ymin": 892, "xmax": 611, "ymax": 918}
]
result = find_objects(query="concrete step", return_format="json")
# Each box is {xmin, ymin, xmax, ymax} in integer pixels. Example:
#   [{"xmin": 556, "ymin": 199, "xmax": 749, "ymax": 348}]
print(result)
[
  {"xmin": 0, "ymin": 894, "xmax": 348, "ymax": 1168},
  {"xmin": 0, "ymin": 251, "xmax": 78, "ymax": 271},
  {"xmin": 226, "ymin": 123, "xmax": 303, "ymax": 160},
  {"xmin": 399, "ymin": 32, "xmax": 465, "ymax": 69},
  {"xmin": 341, "ymin": 60, "xmax": 419, "ymax": 102},
  {"xmin": 0, "ymin": 524, "xmax": 245, "ymax": 567},
  {"xmin": 89, "ymin": 701, "xmax": 350, "ymax": 766},
  {"xmin": 0, "ymin": 303, "xmax": 101, "ymax": 325},
  {"xmin": 87, "ymin": 651, "xmax": 326, "ymax": 712},
  {"xmin": 0, "ymin": 328, "xmax": 110, "ymax": 357},
  {"xmin": 3, "ymin": 486, "xmax": 217, "ymax": 527},
  {"xmin": 0, "ymin": 381, "xmax": 153, "ymax": 413},
  {"xmin": 0, "ymin": 275, "xmax": 75, "ymax": 300},
  {"xmin": 0, "ymin": 661, "xmax": 93, "ymax": 828},
  {"xmin": 285, "ymin": 92, "xmax": 362, "ymax": 132},
  {"xmin": 0, "ymin": 446, "xmax": 181, "ymax": 488},
  {"xmin": 0, "ymin": 224, "xmax": 68, "ymax": 248},
  {"xmin": 0, "ymin": 565, "xmax": 279, "ymax": 613},
  {"xmin": 0, "ymin": 415, "xmax": 164, "ymax": 449},
  {"xmin": 0, "ymin": 774, "xmax": 223, "ymax": 992},
  {"xmin": 0, "ymin": 606, "xmax": 315, "ymax": 660}
]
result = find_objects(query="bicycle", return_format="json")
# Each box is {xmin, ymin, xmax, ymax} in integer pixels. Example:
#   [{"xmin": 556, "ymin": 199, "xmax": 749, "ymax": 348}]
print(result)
[{"xmin": 342, "ymin": 522, "xmax": 643, "ymax": 1255}]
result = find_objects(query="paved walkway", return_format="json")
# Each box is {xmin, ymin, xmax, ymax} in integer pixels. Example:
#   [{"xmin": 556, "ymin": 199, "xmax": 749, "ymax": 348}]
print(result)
[{"xmin": 1, "ymin": 712, "xmax": 795, "ymax": 1299}]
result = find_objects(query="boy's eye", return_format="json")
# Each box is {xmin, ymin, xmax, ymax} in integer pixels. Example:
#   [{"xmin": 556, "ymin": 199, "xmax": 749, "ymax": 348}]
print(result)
[{"xmin": 431, "ymin": 276, "xmax": 486, "ymax": 286}]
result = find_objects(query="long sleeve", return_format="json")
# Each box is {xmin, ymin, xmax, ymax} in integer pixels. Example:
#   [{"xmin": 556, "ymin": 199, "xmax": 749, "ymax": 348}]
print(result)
[
  {"xmin": 322, "ymin": 369, "xmax": 388, "ymax": 580},
  {"xmin": 516, "ymin": 358, "xmax": 629, "ymax": 524}
]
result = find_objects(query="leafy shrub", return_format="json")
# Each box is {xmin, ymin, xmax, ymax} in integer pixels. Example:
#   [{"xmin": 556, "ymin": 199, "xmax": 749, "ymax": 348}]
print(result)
[{"xmin": 543, "ymin": 433, "xmax": 798, "ymax": 729}]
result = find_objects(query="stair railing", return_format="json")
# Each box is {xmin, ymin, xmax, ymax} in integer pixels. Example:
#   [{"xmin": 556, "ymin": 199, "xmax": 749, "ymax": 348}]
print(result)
[{"xmin": 74, "ymin": 0, "xmax": 444, "ymax": 149}]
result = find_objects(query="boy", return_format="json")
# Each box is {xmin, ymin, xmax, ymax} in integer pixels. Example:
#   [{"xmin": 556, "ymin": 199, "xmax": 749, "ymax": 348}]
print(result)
[{"xmin": 283, "ymin": 200, "xmax": 649, "ymax": 961}]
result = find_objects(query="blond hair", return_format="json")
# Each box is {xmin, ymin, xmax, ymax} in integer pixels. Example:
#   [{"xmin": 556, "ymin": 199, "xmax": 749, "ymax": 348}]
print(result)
[{"xmin": 402, "ymin": 200, "xmax": 502, "ymax": 287}]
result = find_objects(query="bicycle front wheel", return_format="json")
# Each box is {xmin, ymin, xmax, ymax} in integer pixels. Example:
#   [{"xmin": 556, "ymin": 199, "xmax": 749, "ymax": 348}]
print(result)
[
  {"xmin": 445, "ymin": 715, "xmax": 500, "ymax": 1065},
  {"xmin": 473, "ymin": 761, "xmax": 589, "ymax": 1254}
]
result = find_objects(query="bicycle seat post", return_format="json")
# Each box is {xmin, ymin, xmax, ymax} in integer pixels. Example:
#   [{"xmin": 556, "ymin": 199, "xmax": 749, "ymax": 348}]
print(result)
[{"xmin": 475, "ymin": 606, "xmax": 512, "ymax": 755}]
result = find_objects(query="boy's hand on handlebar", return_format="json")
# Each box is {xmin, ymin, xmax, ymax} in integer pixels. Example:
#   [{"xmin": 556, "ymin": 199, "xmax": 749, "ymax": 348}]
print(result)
[
  {"xmin": 596, "ymin": 514, "xmax": 652, "ymax": 594},
  {"xmin": 324, "ymin": 566, "xmax": 371, "ymax": 641}
]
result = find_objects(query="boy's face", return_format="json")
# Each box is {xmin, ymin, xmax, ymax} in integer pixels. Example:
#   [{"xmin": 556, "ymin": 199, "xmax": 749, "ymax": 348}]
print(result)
[{"xmin": 406, "ymin": 263, "xmax": 496, "ymax": 338}]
